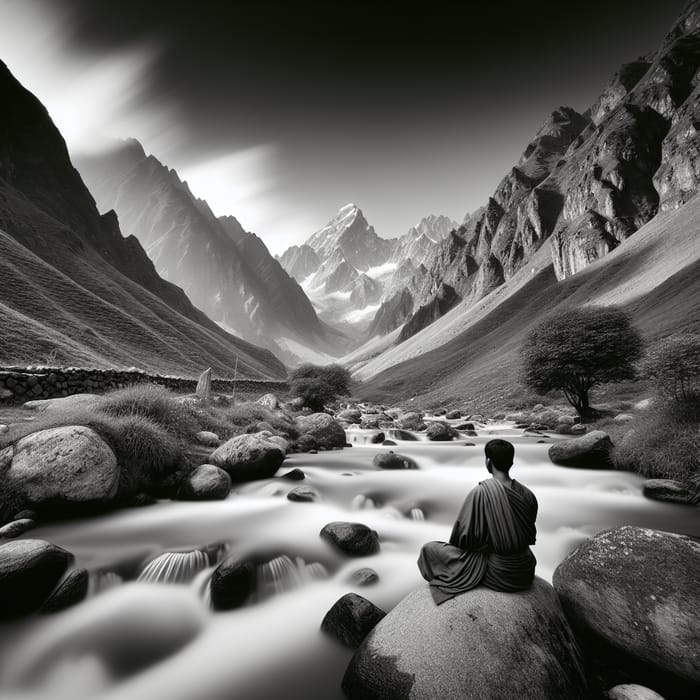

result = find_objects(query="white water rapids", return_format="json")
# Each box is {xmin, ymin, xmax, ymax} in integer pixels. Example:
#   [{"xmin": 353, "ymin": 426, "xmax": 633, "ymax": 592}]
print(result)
[{"xmin": 1, "ymin": 424, "xmax": 699, "ymax": 699}]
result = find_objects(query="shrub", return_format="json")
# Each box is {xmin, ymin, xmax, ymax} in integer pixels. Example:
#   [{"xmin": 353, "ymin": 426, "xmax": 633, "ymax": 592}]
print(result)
[
  {"xmin": 98, "ymin": 384, "xmax": 199, "ymax": 438},
  {"xmin": 613, "ymin": 403, "xmax": 700, "ymax": 483},
  {"xmin": 289, "ymin": 364, "xmax": 351, "ymax": 411},
  {"xmin": 642, "ymin": 333, "xmax": 700, "ymax": 414},
  {"xmin": 521, "ymin": 306, "xmax": 643, "ymax": 420}
]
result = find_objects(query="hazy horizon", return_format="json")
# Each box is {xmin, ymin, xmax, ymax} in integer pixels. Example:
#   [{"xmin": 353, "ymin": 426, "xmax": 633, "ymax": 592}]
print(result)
[{"xmin": 0, "ymin": 0, "xmax": 687, "ymax": 253}]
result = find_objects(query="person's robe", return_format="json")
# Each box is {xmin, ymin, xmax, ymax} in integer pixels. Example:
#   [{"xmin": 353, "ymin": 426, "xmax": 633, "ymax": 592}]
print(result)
[{"xmin": 417, "ymin": 478, "xmax": 538, "ymax": 604}]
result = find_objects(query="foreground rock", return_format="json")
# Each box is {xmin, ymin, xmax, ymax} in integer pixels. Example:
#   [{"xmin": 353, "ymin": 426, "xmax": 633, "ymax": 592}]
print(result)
[
  {"xmin": 177, "ymin": 464, "xmax": 231, "ymax": 500},
  {"xmin": 209, "ymin": 433, "xmax": 285, "ymax": 482},
  {"xmin": 320, "ymin": 522, "xmax": 380, "ymax": 556},
  {"xmin": 642, "ymin": 479, "xmax": 695, "ymax": 505},
  {"xmin": 0, "ymin": 539, "xmax": 73, "ymax": 618},
  {"xmin": 553, "ymin": 526, "xmax": 700, "ymax": 697},
  {"xmin": 321, "ymin": 593, "xmax": 386, "ymax": 648},
  {"xmin": 3, "ymin": 426, "xmax": 119, "ymax": 509},
  {"xmin": 372, "ymin": 452, "xmax": 418, "ymax": 470},
  {"xmin": 343, "ymin": 578, "xmax": 588, "ymax": 699},
  {"xmin": 41, "ymin": 568, "xmax": 89, "ymax": 613},
  {"xmin": 604, "ymin": 685, "xmax": 666, "ymax": 700},
  {"xmin": 296, "ymin": 413, "xmax": 346, "ymax": 448},
  {"xmin": 209, "ymin": 557, "xmax": 256, "ymax": 610},
  {"xmin": 548, "ymin": 430, "xmax": 614, "ymax": 468}
]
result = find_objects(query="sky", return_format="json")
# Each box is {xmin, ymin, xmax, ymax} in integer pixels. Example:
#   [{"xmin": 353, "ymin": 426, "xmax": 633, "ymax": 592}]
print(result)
[{"xmin": 0, "ymin": 0, "xmax": 688, "ymax": 253}]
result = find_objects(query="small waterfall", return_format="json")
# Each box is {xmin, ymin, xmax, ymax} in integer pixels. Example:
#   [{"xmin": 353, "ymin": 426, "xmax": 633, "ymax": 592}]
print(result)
[
  {"xmin": 351, "ymin": 494, "xmax": 376, "ymax": 510},
  {"xmin": 138, "ymin": 550, "xmax": 210, "ymax": 584},
  {"xmin": 409, "ymin": 507, "xmax": 425, "ymax": 521},
  {"xmin": 256, "ymin": 555, "xmax": 328, "ymax": 600},
  {"xmin": 88, "ymin": 571, "xmax": 123, "ymax": 596}
]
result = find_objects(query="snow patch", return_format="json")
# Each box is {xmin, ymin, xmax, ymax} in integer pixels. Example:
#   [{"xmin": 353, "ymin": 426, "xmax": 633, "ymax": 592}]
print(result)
[
  {"xmin": 365, "ymin": 262, "xmax": 398, "ymax": 279},
  {"xmin": 343, "ymin": 304, "xmax": 380, "ymax": 324}
]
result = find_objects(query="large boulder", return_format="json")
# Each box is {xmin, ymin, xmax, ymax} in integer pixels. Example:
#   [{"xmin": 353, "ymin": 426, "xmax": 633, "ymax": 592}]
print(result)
[
  {"xmin": 372, "ymin": 452, "xmax": 418, "ymax": 470},
  {"xmin": 337, "ymin": 409, "xmax": 362, "ymax": 424},
  {"xmin": 553, "ymin": 526, "xmax": 700, "ymax": 697},
  {"xmin": 396, "ymin": 412, "xmax": 426, "ymax": 431},
  {"xmin": 177, "ymin": 464, "xmax": 231, "ymax": 501},
  {"xmin": 548, "ymin": 430, "xmax": 614, "ymax": 468},
  {"xmin": 321, "ymin": 593, "xmax": 386, "ymax": 648},
  {"xmin": 0, "ymin": 539, "xmax": 73, "ymax": 618},
  {"xmin": 4, "ymin": 426, "xmax": 119, "ymax": 507},
  {"xmin": 320, "ymin": 522, "xmax": 380, "ymax": 556},
  {"xmin": 642, "ymin": 479, "xmax": 695, "ymax": 505},
  {"xmin": 343, "ymin": 579, "xmax": 588, "ymax": 699},
  {"xmin": 209, "ymin": 433, "xmax": 285, "ymax": 482},
  {"xmin": 295, "ymin": 413, "xmax": 346, "ymax": 448},
  {"xmin": 387, "ymin": 429, "xmax": 418, "ymax": 441}
]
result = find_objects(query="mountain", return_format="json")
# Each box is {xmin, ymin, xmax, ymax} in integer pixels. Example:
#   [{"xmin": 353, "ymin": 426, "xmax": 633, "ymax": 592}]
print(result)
[
  {"xmin": 0, "ymin": 60, "xmax": 285, "ymax": 379},
  {"xmin": 356, "ymin": 0, "xmax": 700, "ymax": 402},
  {"xmin": 75, "ymin": 139, "xmax": 330, "ymax": 366},
  {"xmin": 279, "ymin": 205, "xmax": 458, "ymax": 343}
]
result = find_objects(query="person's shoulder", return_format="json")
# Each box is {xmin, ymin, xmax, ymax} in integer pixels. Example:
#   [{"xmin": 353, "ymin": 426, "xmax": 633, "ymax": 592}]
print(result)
[{"xmin": 513, "ymin": 479, "xmax": 537, "ymax": 500}]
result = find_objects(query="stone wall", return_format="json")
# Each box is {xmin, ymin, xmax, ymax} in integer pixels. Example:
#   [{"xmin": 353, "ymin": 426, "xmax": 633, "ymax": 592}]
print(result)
[{"xmin": 0, "ymin": 367, "xmax": 288, "ymax": 405}]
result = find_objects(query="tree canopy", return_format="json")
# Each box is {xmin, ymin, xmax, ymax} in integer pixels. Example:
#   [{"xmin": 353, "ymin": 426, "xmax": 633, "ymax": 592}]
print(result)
[
  {"xmin": 289, "ymin": 363, "xmax": 352, "ymax": 411},
  {"xmin": 520, "ymin": 306, "xmax": 643, "ymax": 418}
]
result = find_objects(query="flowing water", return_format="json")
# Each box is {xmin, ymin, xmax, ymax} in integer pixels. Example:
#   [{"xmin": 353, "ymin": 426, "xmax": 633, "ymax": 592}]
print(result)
[{"xmin": 1, "ymin": 424, "xmax": 699, "ymax": 699}]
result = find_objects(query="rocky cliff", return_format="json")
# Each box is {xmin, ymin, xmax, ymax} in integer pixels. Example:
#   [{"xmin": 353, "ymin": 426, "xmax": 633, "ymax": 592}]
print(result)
[
  {"xmin": 76, "ymin": 139, "xmax": 327, "ymax": 365},
  {"xmin": 0, "ymin": 60, "xmax": 285, "ymax": 378}
]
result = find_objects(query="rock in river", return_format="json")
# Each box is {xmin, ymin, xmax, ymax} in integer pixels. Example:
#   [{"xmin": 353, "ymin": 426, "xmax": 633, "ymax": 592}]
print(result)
[
  {"xmin": 372, "ymin": 452, "xmax": 418, "ymax": 470},
  {"xmin": 343, "ymin": 578, "xmax": 588, "ymax": 699},
  {"xmin": 177, "ymin": 464, "xmax": 231, "ymax": 501},
  {"xmin": 295, "ymin": 413, "xmax": 346, "ymax": 449},
  {"xmin": 320, "ymin": 522, "xmax": 380, "ymax": 557},
  {"xmin": 209, "ymin": 433, "xmax": 285, "ymax": 482},
  {"xmin": 548, "ymin": 430, "xmax": 614, "ymax": 468},
  {"xmin": 642, "ymin": 479, "xmax": 695, "ymax": 505},
  {"xmin": 321, "ymin": 592, "xmax": 386, "ymax": 648},
  {"xmin": 0, "ymin": 539, "xmax": 73, "ymax": 618},
  {"xmin": 210, "ymin": 557, "xmax": 256, "ymax": 610},
  {"xmin": 553, "ymin": 526, "xmax": 700, "ymax": 697}
]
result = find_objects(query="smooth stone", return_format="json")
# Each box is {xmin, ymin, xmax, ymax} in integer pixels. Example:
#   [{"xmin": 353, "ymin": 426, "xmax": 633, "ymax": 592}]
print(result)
[
  {"xmin": 195, "ymin": 430, "xmax": 220, "ymax": 447},
  {"xmin": 295, "ymin": 413, "xmax": 346, "ymax": 448},
  {"xmin": 347, "ymin": 567, "xmax": 380, "ymax": 586},
  {"xmin": 209, "ymin": 433, "xmax": 285, "ymax": 482},
  {"xmin": 0, "ymin": 539, "xmax": 73, "ymax": 618},
  {"xmin": 388, "ymin": 429, "xmax": 418, "ymax": 441},
  {"xmin": 614, "ymin": 413, "xmax": 635, "ymax": 423},
  {"xmin": 372, "ymin": 452, "xmax": 418, "ymax": 470},
  {"xmin": 553, "ymin": 526, "xmax": 700, "ymax": 697},
  {"xmin": 548, "ymin": 430, "xmax": 614, "ymax": 468},
  {"xmin": 343, "ymin": 578, "xmax": 588, "ymax": 699},
  {"xmin": 604, "ymin": 684, "xmax": 666, "ymax": 700},
  {"xmin": 321, "ymin": 593, "xmax": 386, "ymax": 648},
  {"xmin": 287, "ymin": 485, "xmax": 320, "ymax": 502},
  {"xmin": 210, "ymin": 557, "xmax": 256, "ymax": 610},
  {"xmin": 40, "ymin": 568, "xmax": 89, "ymax": 613},
  {"xmin": 369, "ymin": 432, "xmax": 385, "ymax": 444},
  {"xmin": 5, "ymin": 426, "xmax": 119, "ymax": 505},
  {"xmin": 177, "ymin": 464, "xmax": 231, "ymax": 501},
  {"xmin": 0, "ymin": 518, "xmax": 36, "ymax": 538},
  {"xmin": 320, "ymin": 522, "xmax": 380, "ymax": 557},
  {"xmin": 280, "ymin": 468, "xmax": 306, "ymax": 481},
  {"xmin": 381, "ymin": 439, "xmax": 397, "ymax": 446},
  {"xmin": 642, "ymin": 479, "xmax": 695, "ymax": 505}
]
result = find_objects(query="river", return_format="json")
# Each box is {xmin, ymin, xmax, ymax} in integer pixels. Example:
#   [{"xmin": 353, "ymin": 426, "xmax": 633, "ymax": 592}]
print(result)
[{"xmin": 1, "ymin": 423, "xmax": 699, "ymax": 699}]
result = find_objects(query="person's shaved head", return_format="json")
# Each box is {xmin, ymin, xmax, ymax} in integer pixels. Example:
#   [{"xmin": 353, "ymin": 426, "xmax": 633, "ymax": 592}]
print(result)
[{"xmin": 484, "ymin": 439, "xmax": 515, "ymax": 472}]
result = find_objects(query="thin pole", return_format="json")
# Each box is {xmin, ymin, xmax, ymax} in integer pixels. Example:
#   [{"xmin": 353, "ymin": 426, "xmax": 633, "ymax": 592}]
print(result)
[{"xmin": 232, "ymin": 355, "xmax": 239, "ymax": 405}]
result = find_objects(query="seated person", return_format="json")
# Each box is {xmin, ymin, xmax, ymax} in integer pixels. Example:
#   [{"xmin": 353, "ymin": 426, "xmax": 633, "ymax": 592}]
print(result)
[{"xmin": 417, "ymin": 438, "xmax": 538, "ymax": 604}]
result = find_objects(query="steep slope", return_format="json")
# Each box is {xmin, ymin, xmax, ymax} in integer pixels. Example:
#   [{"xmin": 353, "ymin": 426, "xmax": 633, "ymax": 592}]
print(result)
[
  {"xmin": 358, "ymin": 195, "xmax": 700, "ymax": 408},
  {"xmin": 357, "ymin": 0, "xmax": 700, "ymax": 379},
  {"xmin": 0, "ymin": 59, "xmax": 284, "ymax": 378},
  {"xmin": 75, "ymin": 139, "xmax": 328, "ymax": 363}
]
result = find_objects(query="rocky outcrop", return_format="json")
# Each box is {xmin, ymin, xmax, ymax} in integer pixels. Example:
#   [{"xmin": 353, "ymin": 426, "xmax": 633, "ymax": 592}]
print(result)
[
  {"xmin": 0, "ymin": 539, "xmax": 73, "ymax": 618},
  {"xmin": 553, "ymin": 526, "xmax": 700, "ymax": 697},
  {"xmin": 209, "ymin": 433, "xmax": 285, "ymax": 482},
  {"xmin": 398, "ymin": 283, "xmax": 461, "ymax": 343},
  {"xmin": 548, "ymin": 430, "xmax": 614, "ymax": 468},
  {"xmin": 343, "ymin": 578, "xmax": 588, "ymax": 699},
  {"xmin": 277, "ymin": 244, "xmax": 321, "ymax": 282},
  {"xmin": 4, "ymin": 426, "xmax": 119, "ymax": 508}
]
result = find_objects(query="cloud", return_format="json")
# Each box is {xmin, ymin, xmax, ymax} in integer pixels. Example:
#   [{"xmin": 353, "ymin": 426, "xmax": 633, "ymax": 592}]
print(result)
[{"xmin": 0, "ymin": 0, "xmax": 183, "ymax": 157}]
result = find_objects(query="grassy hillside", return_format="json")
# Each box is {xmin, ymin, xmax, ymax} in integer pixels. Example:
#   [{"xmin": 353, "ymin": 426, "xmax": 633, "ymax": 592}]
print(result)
[{"xmin": 357, "ymin": 196, "xmax": 700, "ymax": 410}]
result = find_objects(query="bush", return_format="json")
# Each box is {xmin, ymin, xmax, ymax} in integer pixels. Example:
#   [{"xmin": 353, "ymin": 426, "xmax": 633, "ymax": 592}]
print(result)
[
  {"xmin": 642, "ymin": 333, "xmax": 700, "ymax": 413},
  {"xmin": 613, "ymin": 403, "xmax": 700, "ymax": 483},
  {"xmin": 289, "ymin": 364, "xmax": 352, "ymax": 411},
  {"xmin": 521, "ymin": 306, "xmax": 643, "ymax": 419},
  {"xmin": 98, "ymin": 384, "xmax": 199, "ymax": 438}
]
